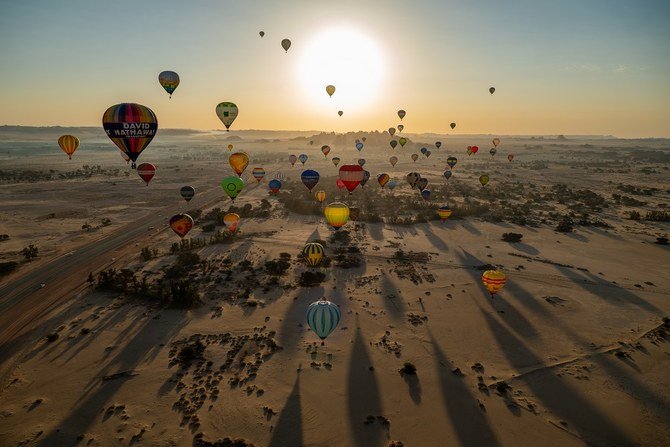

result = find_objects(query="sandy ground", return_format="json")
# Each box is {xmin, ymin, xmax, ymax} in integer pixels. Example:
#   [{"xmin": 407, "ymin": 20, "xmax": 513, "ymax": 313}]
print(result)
[{"xmin": 0, "ymin": 131, "xmax": 669, "ymax": 446}]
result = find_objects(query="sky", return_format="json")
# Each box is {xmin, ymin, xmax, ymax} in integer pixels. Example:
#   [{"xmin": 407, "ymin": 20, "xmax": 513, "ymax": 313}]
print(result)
[{"xmin": 1, "ymin": 0, "xmax": 669, "ymax": 137}]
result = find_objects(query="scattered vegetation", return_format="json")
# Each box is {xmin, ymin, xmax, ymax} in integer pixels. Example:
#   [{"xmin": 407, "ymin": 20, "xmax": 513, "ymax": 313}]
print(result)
[
  {"xmin": 21, "ymin": 244, "xmax": 38, "ymax": 260},
  {"xmin": 502, "ymin": 232, "xmax": 523, "ymax": 243}
]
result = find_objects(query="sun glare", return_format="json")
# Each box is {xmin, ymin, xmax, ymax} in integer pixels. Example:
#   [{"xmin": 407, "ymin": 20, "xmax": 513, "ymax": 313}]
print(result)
[{"xmin": 297, "ymin": 26, "xmax": 385, "ymax": 114}]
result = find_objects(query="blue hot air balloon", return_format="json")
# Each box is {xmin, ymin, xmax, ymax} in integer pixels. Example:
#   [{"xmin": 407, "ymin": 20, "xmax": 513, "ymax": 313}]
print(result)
[
  {"xmin": 443, "ymin": 170, "xmax": 452, "ymax": 180},
  {"xmin": 355, "ymin": 142, "xmax": 364, "ymax": 151},
  {"xmin": 421, "ymin": 189, "xmax": 431, "ymax": 200},
  {"xmin": 306, "ymin": 300, "xmax": 341, "ymax": 340},
  {"xmin": 360, "ymin": 170, "xmax": 371, "ymax": 187},
  {"xmin": 268, "ymin": 179, "xmax": 282, "ymax": 194},
  {"xmin": 387, "ymin": 180, "xmax": 397, "ymax": 190},
  {"xmin": 420, "ymin": 147, "xmax": 428, "ymax": 155},
  {"xmin": 301, "ymin": 169, "xmax": 320, "ymax": 191},
  {"xmin": 299, "ymin": 154, "xmax": 308, "ymax": 165}
]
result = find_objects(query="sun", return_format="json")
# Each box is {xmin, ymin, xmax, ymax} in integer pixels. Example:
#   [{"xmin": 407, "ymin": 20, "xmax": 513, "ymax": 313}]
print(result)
[{"xmin": 297, "ymin": 26, "xmax": 385, "ymax": 113}]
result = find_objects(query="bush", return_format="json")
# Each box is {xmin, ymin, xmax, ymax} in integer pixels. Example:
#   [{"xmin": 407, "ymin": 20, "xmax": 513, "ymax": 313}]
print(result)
[
  {"xmin": 656, "ymin": 236, "xmax": 669, "ymax": 245},
  {"xmin": 140, "ymin": 247, "xmax": 158, "ymax": 261},
  {"xmin": 265, "ymin": 259, "xmax": 290, "ymax": 276},
  {"xmin": 399, "ymin": 362, "xmax": 417, "ymax": 376},
  {"xmin": 501, "ymin": 232, "xmax": 523, "ymax": 243},
  {"xmin": 168, "ymin": 280, "xmax": 201, "ymax": 308},
  {"xmin": 21, "ymin": 244, "xmax": 38, "ymax": 260},
  {"xmin": 177, "ymin": 340, "xmax": 205, "ymax": 367},
  {"xmin": 555, "ymin": 218, "xmax": 574, "ymax": 233},
  {"xmin": 629, "ymin": 211, "xmax": 641, "ymax": 221},
  {"xmin": 0, "ymin": 234, "xmax": 9, "ymax": 241},
  {"xmin": 299, "ymin": 271, "xmax": 326, "ymax": 286}
]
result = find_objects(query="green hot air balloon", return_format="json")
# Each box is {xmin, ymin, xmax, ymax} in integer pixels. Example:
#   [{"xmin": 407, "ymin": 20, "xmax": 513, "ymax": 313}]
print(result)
[
  {"xmin": 399, "ymin": 137, "xmax": 407, "ymax": 147},
  {"xmin": 479, "ymin": 174, "xmax": 490, "ymax": 186},
  {"xmin": 221, "ymin": 176, "xmax": 244, "ymax": 202}
]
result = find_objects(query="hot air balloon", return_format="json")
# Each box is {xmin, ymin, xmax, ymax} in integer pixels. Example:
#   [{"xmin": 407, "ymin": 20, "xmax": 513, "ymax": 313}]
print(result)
[
  {"xmin": 450, "ymin": 122, "xmax": 456, "ymax": 130},
  {"xmin": 180, "ymin": 186, "xmax": 195, "ymax": 202},
  {"xmin": 301, "ymin": 169, "xmax": 320, "ymax": 191},
  {"xmin": 215, "ymin": 102, "xmax": 239, "ymax": 131},
  {"xmin": 289, "ymin": 154, "xmax": 297, "ymax": 166},
  {"xmin": 321, "ymin": 145, "xmax": 331, "ymax": 157},
  {"xmin": 252, "ymin": 167, "xmax": 266, "ymax": 182},
  {"xmin": 389, "ymin": 156, "xmax": 398, "ymax": 167},
  {"xmin": 221, "ymin": 176, "xmax": 244, "ymax": 202},
  {"xmin": 387, "ymin": 180, "xmax": 397, "ymax": 190},
  {"xmin": 421, "ymin": 189, "xmax": 431, "ymax": 200},
  {"xmin": 268, "ymin": 179, "xmax": 282, "ymax": 194},
  {"xmin": 411, "ymin": 153, "xmax": 419, "ymax": 162},
  {"xmin": 398, "ymin": 109, "xmax": 406, "ymax": 120},
  {"xmin": 355, "ymin": 142, "xmax": 364, "ymax": 151},
  {"xmin": 326, "ymin": 85, "xmax": 336, "ymax": 97},
  {"xmin": 309, "ymin": 140, "xmax": 314, "ymax": 146},
  {"xmin": 417, "ymin": 177, "xmax": 428, "ymax": 191},
  {"xmin": 315, "ymin": 190, "xmax": 326, "ymax": 203},
  {"xmin": 229, "ymin": 152, "xmax": 249, "ymax": 176},
  {"xmin": 58, "ymin": 135, "xmax": 79, "ymax": 159},
  {"xmin": 158, "ymin": 71, "xmax": 180, "ymax": 98},
  {"xmin": 420, "ymin": 147, "xmax": 427, "ymax": 155},
  {"xmin": 332, "ymin": 157, "xmax": 341, "ymax": 167},
  {"xmin": 306, "ymin": 300, "xmax": 340, "ymax": 339},
  {"xmin": 489, "ymin": 87, "xmax": 495, "ymax": 95},
  {"xmin": 338, "ymin": 165, "xmax": 365, "ymax": 194},
  {"xmin": 170, "ymin": 213, "xmax": 194, "ymax": 239},
  {"xmin": 443, "ymin": 170, "xmax": 452, "ymax": 180},
  {"xmin": 492, "ymin": 138, "xmax": 500, "ymax": 147},
  {"xmin": 435, "ymin": 141, "xmax": 442, "ymax": 149},
  {"xmin": 508, "ymin": 154, "xmax": 514, "ymax": 162},
  {"xmin": 102, "ymin": 103, "xmax": 158, "ymax": 168},
  {"xmin": 137, "ymin": 163, "xmax": 156, "ymax": 186},
  {"xmin": 399, "ymin": 137, "xmax": 407, "ymax": 147},
  {"xmin": 275, "ymin": 172, "xmax": 286, "ymax": 181},
  {"xmin": 479, "ymin": 174, "xmax": 489, "ymax": 186},
  {"xmin": 299, "ymin": 154, "xmax": 308, "ymax": 165},
  {"xmin": 224, "ymin": 213, "xmax": 240, "ymax": 233},
  {"xmin": 467, "ymin": 147, "xmax": 473, "ymax": 156},
  {"xmin": 259, "ymin": 31, "xmax": 265, "ymax": 38},
  {"xmin": 482, "ymin": 270, "xmax": 506, "ymax": 297},
  {"xmin": 362, "ymin": 137, "xmax": 367, "ymax": 142},
  {"xmin": 360, "ymin": 170, "xmax": 371, "ymax": 187},
  {"xmin": 406, "ymin": 172, "xmax": 420, "ymax": 188},
  {"xmin": 397, "ymin": 124, "xmax": 404, "ymax": 132},
  {"xmin": 471, "ymin": 146, "xmax": 479, "ymax": 154},
  {"xmin": 389, "ymin": 127, "xmax": 396, "ymax": 136},
  {"xmin": 336, "ymin": 178, "xmax": 345, "ymax": 191},
  {"xmin": 377, "ymin": 173, "xmax": 390, "ymax": 188},
  {"xmin": 489, "ymin": 148, "xmax": 497, "ymax": 156},
  {"xmin": 425, "ymin": 150, "xmax": 432, "ymax": 158},
  {"xmin": 227, "ymin": 144, "xmax": 234, "ymax": 151},
  {"xmin": 324, "ymin": 202, "xmax": 349, "ymax": 230},
  {"xmin": 357, "ymin": 158, "xmax": 366, "ymax": 167},
  {"xmin": 281, "ymin": 38, "xmax": 291, "ymax": 52},
  {"xmin": 390, "ymin": 140, "xmax": 398, "ymax": 149},
  {"xmin": 338, "ymin": 110, "xmax": 343, "ymax": 117},
  {"xmin": 447, "ymin": 156, "xmax": 457, "ymax": 168},
  {"xmin": 302, "ymin": 242, "xmax": 325, "ymax": 267},
  {"xmin": 438, "ymin": 206, "xmax": 452, "ymax": 221}
]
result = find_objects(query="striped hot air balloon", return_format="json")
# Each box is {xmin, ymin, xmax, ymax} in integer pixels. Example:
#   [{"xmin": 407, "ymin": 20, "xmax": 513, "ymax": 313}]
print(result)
[
  {"xmin": 324, "ymin": 202, "xmax": 349, "ymax": 230},
  {"xmin": 252, "ymin": 167, "xmax": 266, "ymax": 182},
  {"xmin": 306, "ymin": 300, "xmax": 341, "ymax": 340},
  {"xmin": 482, "ymin": 270, "xmax": 507, "ymax": 297},
  {"xmin": 301, "ymin": 169, "xmax": 320, "ymax": 191},
  {"xmin": 58, "ymin": 135, "xmax": 79, "ymax": 159},
  {"xmin": 438, "ymin": 206, "xmax": 452, "ymax": 221},
  {"xmin": 137, "ymin": 163, "xmax": 156, "ymax": 186},
  {"xmin": 315, "ymin": 190, "xmax": 326, "ymax": 203},
  {"xmin": 338, "ymin": 165, "xmax": 365, "ymax": 194},
  {"xmin": 102, "ymin": 103, "xmax": 158, "ymax": 168},
  {"xmin": 170, "ymin": 213, "xmax": 194, "ymax": 239},
  {"xmin": 302, "ymin": 242, "xmax": 325, "ymax": 267}
]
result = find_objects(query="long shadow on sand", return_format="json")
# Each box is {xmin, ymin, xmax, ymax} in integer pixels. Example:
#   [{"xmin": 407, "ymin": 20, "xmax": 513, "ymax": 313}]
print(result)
[
  {"xmin": 476, "ymin": 302, "xmax": 635, "ymax": 446},
  {"xmin": 268, "ymin": 373, "xmax": 303, "ymax": 447},
  {"xmin": 379, "ymin": 273, "xmax": 407, "ymax": 322},
  {"xmin": 37, "ymin": 311, "xmax": 189, "ymax": 446},
  {"xmin": 347, "ymin": 325, "xmax": 384, "ymax": 447},
  {"xmin": 428, "ymin": 330, "xmax": 502, "ymax": 446},
  {"xmin": 506, "ymin": 241, "xmax": 539, "ymax": 256},
  {"xmin": 421, "ymin": 224, "xmax": 450, "ymax": 252}
]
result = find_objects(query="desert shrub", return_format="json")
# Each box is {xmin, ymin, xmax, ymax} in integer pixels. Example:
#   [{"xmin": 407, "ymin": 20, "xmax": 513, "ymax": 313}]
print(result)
[
  {"xmin": 168, "ymin": 280, "xmax": 201, "ymax": 308},
  {"xmin": 299, "ymin": 271, "xmax": 326, "ymax": 286},
  {"xmin": 0, "ymin": 261, "xmax": 18, "ymax": 276},
  {"xmin": 629, "ymin": 211, "xmax": 641, "ymax": 221},
  {"xmin": 141, "ymin": 247, "xmax": 158, "ymax": 261},
  {"xmin": 177, "ymin": 340, "xmax": 205, "ymax": 367},
  {"xmin": 501, "ymin": 232, "xmax": 523, "ymax": 243},
  {"xmin": 265, "ymin": 259, "xmax": 290, "ymax": 276},
  {"xmin": 399, "ymin": 362, "xmax": 417, "ymax": 375},
  {"xmin": 645, "ymin": 211, "xmax": 670, "ymax": 222},
  {"xmin": 0, "ymin": 234, "xmax": 9, "ymax": 241},
  {"xmin": 656, "ymin": 236, "xmax": 669, "ymax": 245},
  {"xmin": 21, "ymin": 244, "xmax": 38, "ymax": 260},
  {"xmin": 555, "ymin": 217, "xmax": 574, "ymax": 233}
]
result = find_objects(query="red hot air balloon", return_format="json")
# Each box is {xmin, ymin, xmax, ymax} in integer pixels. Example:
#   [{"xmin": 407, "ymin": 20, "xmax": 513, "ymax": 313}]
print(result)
[
  {"xmin": 336, "ymin": 178, "xmax": 346, "ymax": 191},
  {"xmin": 137, "ymin": 163, "xmax": 156, "ymax": 186},
  {"xmin": 338, "ymin": 165, "xmax": 365, "ymax": 194},
  {"xmin": 471, "ymin": 146, "xmax": 479, "ymax": 154}
]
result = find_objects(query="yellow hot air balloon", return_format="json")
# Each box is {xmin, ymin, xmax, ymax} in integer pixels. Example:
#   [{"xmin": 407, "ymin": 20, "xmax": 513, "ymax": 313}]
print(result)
[
  {"xmin": 324, "ymin": 202, "xmax": 349, "ymax": 230},
  {"xmin": 302, "ymin": 242, "xmax": 325, "ymax": 267},
  {"xmin": 438, "ymin": 206, "xmax": 452, "ymax": 221},
  {"xmin": 482, "ymin": 270, "xmax": 506, "ymax": 297},
  {"xmin": 492, "ymin": 138, "xmax": 500, "ymax": 147},
  {"xmin": 229, "ymin": 152, "xmax": 249, "ymax": 176},
  {"xmin": 58, "ymin": 135, "xmax": 79, "ymax": 159},
  {"xmin": 326, "ymin": 85, "xmax": 336, "ymax": 97},
  {"xmin": 227, "ymin": 144, "xmax": 234, "ymax": 151},
  {"xmin": 223, "ymin": 213, "xmax": 240, "ymax": 233},
  {"xmin": 315, "ymin": 190, "xmax": 326, "ymax": 203}
]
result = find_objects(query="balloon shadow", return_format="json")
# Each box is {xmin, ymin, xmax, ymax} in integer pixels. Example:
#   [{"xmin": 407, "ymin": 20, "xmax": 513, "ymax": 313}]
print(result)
[{"xmin": 268, "ymin": 373, "xmax": 303, "ymax": 447}]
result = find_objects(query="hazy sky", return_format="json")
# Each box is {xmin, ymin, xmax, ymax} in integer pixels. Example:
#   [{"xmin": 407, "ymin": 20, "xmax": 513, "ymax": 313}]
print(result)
[{"xmin": 1, "ymin": 0, "xmax": 669, "ymax": 137}]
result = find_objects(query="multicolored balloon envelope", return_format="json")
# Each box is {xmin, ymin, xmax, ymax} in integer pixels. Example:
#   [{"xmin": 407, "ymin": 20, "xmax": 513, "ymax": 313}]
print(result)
[
  {"xmin": 170, "ymin": 213, "xmax": 194, "ymax": 238},
  {"xmin": 268, "ymin": 179, "xmax": 282, "ymax": 194},
  {"xmin": 397, "ymin": 109, "xmax": 406, "ymax": 120},
  {"xmin": 102, "ymin": 103, "xmax": 158, "ymax": 165},
  {"xmin": 137, "ymin": 163, "xmax": 156, "ymax": 186},
  {"xmin": 221, "ymin": 176, "xmax": 244, "ymax": 202},
  {"xmin": 479, "ymin": 174, "xmax": 489, "ymax": 186},
  {"xmin": 324, "ymin": 202, "xmax": 350, "ymax": 230},
  {"xmin": 447, "ymin": 156, "xmax": 458, "ymax": 168},
  {"xmin": 299, "ymin": 154, "xmax": 308, "ymax": 165},
  {"xmin": 360, "ymin": 170, "xmax": 370, "ymax": 187},
  {"xmin": 332, "ymin": 157, "xmax": 340, "ymax": 167},
  {"xmin": 406, "ymin": 172, "xmax": 420, "ymax": 188},
  {"xmin": 355, "ymin": 142, "xmax": 364, "ymax": 151},
  {"xmin": 215, "ymin": 102, "xmax": 239, "ymax": 131},
  {"xmin": 301, "ymin": 169, "xmax": 320, "ymax": 191},
  {"xmin": 321, "ymin": 145, "xmax": 331, "ymax": 157},
  {"xmin": 224, "ymin": 213, "xmax": 240, "ymax": 233},
  {"xmin": 443, "ymin": 170, "xmax": 452, "ymax": 180},
  {"xmin": 252, "ymin": 167, "xmax": 266, "ymax": 182},
  {"xmin": 387, "ymin": 180, "xmax": 397, "ymax": 190},
  {"xmin": 389, "ymin": 127, "xmax": 396, "ymax": 136},
  {"xmin": 302, "ymin": 242, "xmax": 325, "ymax": 267},
  {"xmin": 338, "ymin": 165, "xmax": 365, "ymax": 193},
  {"xmin": 389, "ymin": 156, "xmax": 398, "ymax": 167},
  {"xmin": 180, "ymin": 186, "xmax": 195, "ymax": 202},
  {"xmin": 306, "ymin": 300, "xmax": 340, "ymax": 340},
  {"xmin": 411, "ymin": 154, "xmax": 419, "ymax": 162},
  {"xmin": 377, "ymin": 173, "xmax": 390, "ymax": 188},
  {"xmin": 289, "ymin": 154, "xmax": 297, "ymax": 166},
  {"xmin": 336, "ymin": 178, "xmax": 345, "ymax": 191},
  {"xmin": 482, "ymin": 270, "xmax": 506, "ymax": 297},
  {"xmin": 229, "ymin": 152, "xmax": 249, "ymax": 176},
  {"xmin": 438, "ymin": 206, "xmax": 452, "ymax": 221},
  {"xmin": 417, "ymin": 178, "xmax": 428, "ymax": 191},
  {"xmin": 158, "ymin": 71, "xmax": 180, "ymax": 98},
  {"xmin": 315, "ymin": 190, "xmax": 326, "ymax": 203},
  {"xmin": 58, "ymin": 135, "xmax": 79, "ymax": 159}
]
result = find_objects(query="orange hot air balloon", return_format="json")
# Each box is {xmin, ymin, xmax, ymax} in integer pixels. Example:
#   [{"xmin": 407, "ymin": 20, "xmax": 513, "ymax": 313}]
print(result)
[
  {"xmin": 223, "ymin": 213, "xmax": 240, "ymax": 233},
  {"xmin": 482, "ymin": 270, "xmax": 506, "ymax": 297},
  {"xmin": 58, "ymin": 135, "xmax": 79, "ymax": 159},
  {"xmin": 438, "ymin": 206, "xmax": 452, "ymax": 221},
  {"xmin": 315, "ymin": 190, "xmax": 326, "ymax": 203},
  {"xmin": 227, "ymin": 144, "xmax": 234, "ymax": 151},
  {"xmin": 252, "ymin": 167, "xmax": 266, "ymax": 182},
  {"xmin": 229, "ymin": 152, "xmax": 249, "ymax": 176},
  {"xmin": 377, "ymin": 173, "xmax": 390, "ymax": 188},
  {"xmin": 137, "ymin": 163, "xmax": 156, "ymax": 186},
  {"xmin": 170, "ymin": 213, "xmax": 194, "ymax": 239}
]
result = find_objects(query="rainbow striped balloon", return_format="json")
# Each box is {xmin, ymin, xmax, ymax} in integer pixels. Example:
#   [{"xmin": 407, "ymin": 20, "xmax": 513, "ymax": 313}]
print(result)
[
  {"xmin": 102, "ymin": 103, "xmax": 157, "ymax": 164},
  {"xmin": 306, "ymin": 300, "xmax": 340, "ymax": 340}
]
